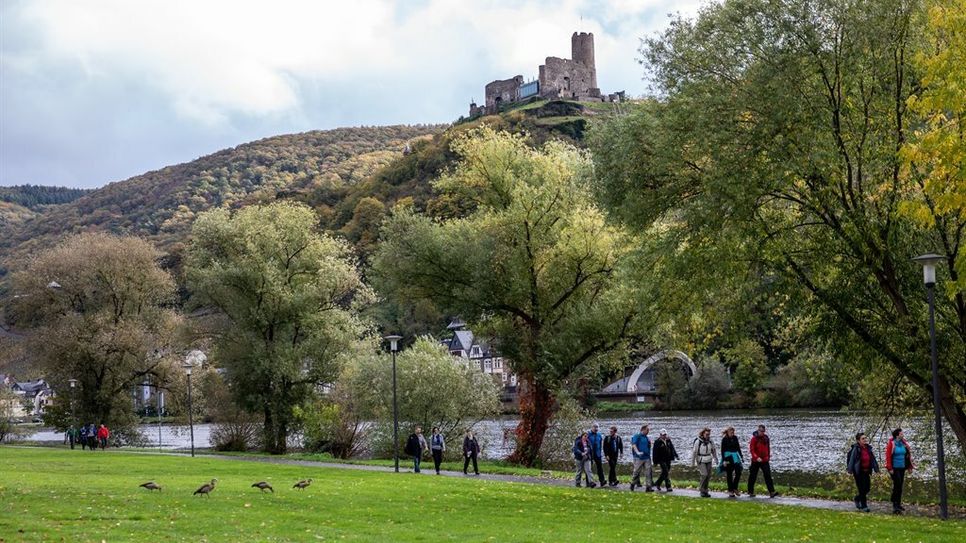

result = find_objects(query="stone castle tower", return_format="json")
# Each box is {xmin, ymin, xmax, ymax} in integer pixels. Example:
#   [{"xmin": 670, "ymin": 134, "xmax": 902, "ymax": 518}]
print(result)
[{"xmin": 571, "ymin": 32, "xmax": 597, "ymax": 90}]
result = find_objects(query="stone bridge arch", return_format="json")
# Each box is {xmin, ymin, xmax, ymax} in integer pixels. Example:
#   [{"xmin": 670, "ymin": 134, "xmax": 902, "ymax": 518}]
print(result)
[{"xmin": 625, "ymin": 350, "xmax": 697, "ymax": 393}]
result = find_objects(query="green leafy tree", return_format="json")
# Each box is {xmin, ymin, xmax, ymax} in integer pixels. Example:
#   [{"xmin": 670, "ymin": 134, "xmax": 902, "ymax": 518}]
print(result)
[
  {"xmin": 725, "ymin": 339, "xmax": 769, "ymax": 401},
  {"xmin": 374, "ymin": 128, "xmax": 637, "ymax": 466},
  {"xmin": 591, "ymin": 0, "xmax": 966, "ymax": 455},
  {"xmin": 186, "ymin": 201, "xmax": 371, "ymax": 453}
]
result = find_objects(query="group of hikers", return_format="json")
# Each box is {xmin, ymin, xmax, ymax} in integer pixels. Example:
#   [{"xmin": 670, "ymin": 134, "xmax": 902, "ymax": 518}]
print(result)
[
  {"xmin": 64, "ymin": 423, "xmax": 110, "ymax": 450},
  {"xmin": 572, "ymin": 423, "xmax": 915, "ymax": 515},
  {"xmin": 404, "ymin": 426, "xmax": 481, "ymax": 476}
]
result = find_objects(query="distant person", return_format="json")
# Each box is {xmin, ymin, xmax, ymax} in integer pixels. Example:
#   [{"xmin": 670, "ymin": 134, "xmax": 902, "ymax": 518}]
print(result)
[
  {"xmin": 429, "ymin": 427, "xmax": 446, "ymax": 475},
  {"xmin": 747, "ymin": 424, "xmax": 778, "ymax": 498},
  {"xmin": 462, "ymin": 430, "xmax": 480, "ymax": 475},
  {"xmin": 78, "ymin": 424, "xmax": 88, "ymax": 450},
  {"xmin": 85, "ymin": 423, "xmax": 97, "ymax": 451},
  {"xmin": 587, "ymin": 423, "xmax": 606, "ymax": 487},
  {"xmin": 630, "ymin": 424, "xmax": 653, "ymax": 491},
  {"xmin": 885, "ymin": 428, "xmax": 913, "ymax": 515},
  {"xmin": 64, "ymin": 425, "xmax": 78, "ymax": 449},
  {"xmin": 846, "ymin": 432, "xmax": 880, "ymax": 512},
  {"xmin": 692, "ymin": 427, "xmax": 718, "ymax": 497},
  {"xmin": 603, "ymin": 426, "xmax": 624, "ymax": 487},
  {"xmin": 404, "ymin": 426, "xmax": 428, "ymax": 473},
  {"xmin": 721, "ymin": 426, "xmax": 743, "ymax": 497},
  {"xmin": 572, "ymin": 431, "xmax": 595, "ymax": 488},
  {"xmin": 97, "ymin": 423, "xmax": 110, "ymax": 449},
  {"xmin": 652, "ymin": 429, "xmax": 679, "ymax": 491}
]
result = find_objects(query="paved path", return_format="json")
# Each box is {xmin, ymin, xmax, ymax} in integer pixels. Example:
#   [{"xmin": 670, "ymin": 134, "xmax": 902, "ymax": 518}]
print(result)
[{"xmin": 152, "ymin": 450, "xmax": 955, "ymax": 519}]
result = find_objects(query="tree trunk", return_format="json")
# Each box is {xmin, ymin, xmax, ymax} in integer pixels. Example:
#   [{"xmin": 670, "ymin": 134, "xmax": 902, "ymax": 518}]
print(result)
[
  {"xmin": 939, "ymin": 377, "xmax": 966, "ymax": 461},
  {"xmin": 507, "ymin": 376, "xmax": 554, "ymax": 467}
]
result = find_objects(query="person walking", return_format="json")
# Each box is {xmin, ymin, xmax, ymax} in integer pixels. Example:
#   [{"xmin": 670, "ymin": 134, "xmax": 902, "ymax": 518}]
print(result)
[
  {"xmin": 603, "ymin": 426, "xmax": 624, "ymax": 487},
  {"xmin": 630, "ymin": 425, "xmax": 653, "ymax": 492},
  {"xmin": 572, "ymin": 431, "xmax": 595, "ymax": 488},
  {"xmin": 721, "ymin": 426, "xmax": 743, "ymax": 497},
  {"xmin": 885, "ymin": 428, "xmax": 913, "ymax": 514},
  {"xmin": 87, "ymin": 423, "xmax": 98, "ymax": 452},
  {"xmin": 462, "ymin": 430, "xmax": 480, "ymax": 475},
  {"xmin": 692, "ymin": 427, "xmax": 718, "ymax": 498},
  {"xmin": 65, "ymin": 425, "xmax": 78, "ymax": 450},
  {"xmin": 96, "ymin": 423, "xmax": 110, "ymax": 450},
  {"xmin": 78, "ymin": 424, "xmax": 88, "ymax": 450},
  {"xmin": 587, "ymin": 423, "xmax": 607, "ymax": 487},
  {"xmin": 405, "ymin": 426, "xmax": 428, "ymax": 473},
  {"xmin": 747, "ymin": 424, "xmax": 778, "ymax": 498},
  {"xmin": 429, "ymin": 427, "xmax": 446, "ymax": 475},
  {"xmin": 652, "ymin": 429, "xmax": 679, "ymax": 492},
  {"xmin": 846, "ymin": 432, "xmax": 880, "ymax": 512}
]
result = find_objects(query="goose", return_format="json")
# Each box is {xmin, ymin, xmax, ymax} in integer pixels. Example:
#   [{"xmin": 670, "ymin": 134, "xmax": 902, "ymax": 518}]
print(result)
[
  {"xmin": 251, "ymin": 481, "xmax": 274, "ymax": 493},
  {"xmin": 139, "ymin": 481, "xmax": 162, "ymax": 492},
  {"xmin": 293, "ymin": 478, "xmax": 313, "ymax": 490},
  {"xmin": 193, "ymin": 478, "xmax": 218, "ymax": 497}
]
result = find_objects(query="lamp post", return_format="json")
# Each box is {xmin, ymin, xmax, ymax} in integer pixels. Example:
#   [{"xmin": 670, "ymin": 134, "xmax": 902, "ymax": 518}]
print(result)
[
  {"xmin": 154, "ymin": 380, "xmax": 163, "ymax": 453},
  {"xmin": 912, "ymin": 253, "xmax": 949, "ymax": 520},
  {"xmin": 182, "ymin": 361, "xmax": 195, "ymax": 458},
  {"xmin": 67, "ymin": 378, "xmax": 77, "ymax": 431},
  {"xmin": 383, "ymin": 334, "xmax": 403, "ymax": 473}
]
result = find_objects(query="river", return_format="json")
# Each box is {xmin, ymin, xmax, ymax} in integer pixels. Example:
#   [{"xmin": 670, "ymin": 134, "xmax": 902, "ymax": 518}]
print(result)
[{"xmin": 27, "ymin": 409, "xmax": 958, "ymax": 477}]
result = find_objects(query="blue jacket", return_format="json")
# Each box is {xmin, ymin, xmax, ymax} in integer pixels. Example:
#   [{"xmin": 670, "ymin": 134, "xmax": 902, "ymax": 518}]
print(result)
[
  {"xmin": 631, "ymin": 433, "xmax": 651, "ymax": 460},
  {"xmin": 573, "ymin": 437, "xmax": 590, "ymax": 461},
  {"xmin": 587, "ymin": 430, "xmax": 604, "ymax": 458}
]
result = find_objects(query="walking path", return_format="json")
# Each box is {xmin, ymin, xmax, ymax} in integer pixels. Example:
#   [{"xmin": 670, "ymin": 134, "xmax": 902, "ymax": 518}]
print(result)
[{"xmin": 154, "ymin": 450, "xmax": 955, "ymax": 519}]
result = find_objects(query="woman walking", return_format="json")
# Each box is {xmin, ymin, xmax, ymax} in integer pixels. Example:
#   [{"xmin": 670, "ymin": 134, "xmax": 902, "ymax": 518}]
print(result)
[
  {"xmin": 847, "ymin": 432, "xmax": 880, "ymax": 512},
  {"xmin": 429, "ymin": 427, "xmax": 446, "ymax": 475},
  {"xmin": 721, "ymin": 426, "xmax": 743, "ymax": 497},
  {"xmin": 885, "ymin": 428, "xmax": 913, "ymax": 514},
  {"xmin": 462, "ymin": 430, "xmax": 480, "ymax": 475},
  {"xmin": 691, "ymin": 427, "xmax": 718, "ymax": 497},
  {"xmin": 572, "ymin": 431, "xmax": 596, "ymax": 488}
]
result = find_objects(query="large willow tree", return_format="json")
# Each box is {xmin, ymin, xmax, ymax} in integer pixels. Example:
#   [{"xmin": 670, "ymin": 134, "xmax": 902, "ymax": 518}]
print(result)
[
  {"xmin": 593, "ymin": 0, "xmax": 966, "ymax": 455},
  {"xmin": 374, "ymin": 128, "xmax": 636, "ymax": 466},
  {"xmin": 187, "ymin": 202, "xmax": 371, "ymax": 453}
]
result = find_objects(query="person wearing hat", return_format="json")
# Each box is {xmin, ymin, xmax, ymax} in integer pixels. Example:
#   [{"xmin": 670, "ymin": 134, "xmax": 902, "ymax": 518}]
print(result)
[
  {"xmin": 651, "ymin": 429, "xmax": 679, "ymax": 491},
  {"xmin": 603, "ymin": 426, "xmax": 624, "ymax": 487}
]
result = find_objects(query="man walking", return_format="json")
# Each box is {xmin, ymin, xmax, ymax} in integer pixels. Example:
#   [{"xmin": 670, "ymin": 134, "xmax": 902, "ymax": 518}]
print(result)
[
  {"xmin": 603, "ymin": 426, "xmax": 624, "ymax": 487},
  {"xmin": 96, "ymin": 423, "xmax": 110, "ymax": 449},
  {"xmin": 630, "ymin": 424, "xmax": 653, "ymax": 491},
  {"xmin": 429, "ymin": 427, "xmax": 446, "ymax": 475},
  {"xmin": 748, "ymin": 424, "xmax": 778, "ymax": 498},
  {"xmin": 65, "ymin": 425, "xmax": 78, "ymax": 450},
  {"xmin": 587, "ymin": 423, "xmax": 606, "ymax": 487},
  {"xmin": 652, "ymin": 429, "xmax": 679, "ymax": 491},
  {"xmin": 405, "ymin": 426, "xmax": 428, "ymax": 473}
]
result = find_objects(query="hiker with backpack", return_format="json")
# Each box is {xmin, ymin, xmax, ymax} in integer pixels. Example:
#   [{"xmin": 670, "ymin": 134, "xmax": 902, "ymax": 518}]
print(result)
[
  {"xmin": 846, "ymin": 432, "xmax": 880, "ymax": 512},
  {"xmin": 404, "ymin": 426, "xmax": 428, "ymax": 473},
  {"xmin": 885, "ymin": 428, "xmax": 913, "ymax": 515},
  {"xmin": 429, "ymin": 427, "xmax": 446, "ymax": 475},
  {"xmin": 692, "ymin": 427, "xmax": 718, "ymax": 497},
  {"xmin": 651, "ymin": 429, "xmax": 679, "ymax": 492},
  {"xmin": 747, "ymin": 424, "xmax": 778, "ymax": 498}
]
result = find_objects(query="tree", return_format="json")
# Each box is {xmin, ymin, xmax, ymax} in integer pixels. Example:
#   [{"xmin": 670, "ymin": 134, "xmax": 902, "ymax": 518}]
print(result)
[
  {"xmin": 725, "ymin": 339, "xmax": 768, "ymax": 401},
  {"xmin": 186, "ymin": 201, "xmax": 371, "ymax": 454},
  {"xmin": 687, "ymin": 360, "xmax": 731, "ymax": 409},
  {"xmin": 592, "ymin": 0, "xmax": 966, "ymax": 456},
  {"xmin": 373, "ymin": 128, "xmax": 637, "ymax": 466},
  {"xmin": 9, "ymin": 233, "xmax": 182, "ymax": 440}
]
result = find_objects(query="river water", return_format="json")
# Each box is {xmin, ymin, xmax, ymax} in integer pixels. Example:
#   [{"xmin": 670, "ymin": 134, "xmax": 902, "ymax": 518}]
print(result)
[{"xmin": 28, "ymin": 409, "xmax": 957, "ymax": 477}]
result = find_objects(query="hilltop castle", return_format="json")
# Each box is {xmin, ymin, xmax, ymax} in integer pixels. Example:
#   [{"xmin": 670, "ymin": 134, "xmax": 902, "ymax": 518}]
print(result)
[{"xmin": 469, "ymin": 32, "xmax": 623, "ymax": 117}]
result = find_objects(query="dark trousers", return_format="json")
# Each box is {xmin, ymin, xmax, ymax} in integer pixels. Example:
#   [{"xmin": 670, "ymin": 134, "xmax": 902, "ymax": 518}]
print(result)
[
  {"xmin": 99, "ymin": 437, "xmax": 107, "ymax": 449},
  {"xmin": 463, "ymin": 453, "xmax": 478, "ymax": 474},
  {"xmin": 413, "ymin": 454, "xmax": 422, "ymax": 473},
  {"xmin": 68, "ymin": 436, "xmax": 75, "ymax": 450},
  {"xmin": 654, "ymin": 461, "xmax": 672, "ymax": 489},
  {"xmin": 606, "ymin": 454, "xmax": 620, "ymax": 485},
  {"xmin": 591, "ymin": 455, "xmax": 606, "ymax": 485},
  {"xmin": 748, "ymin": 461, "xmax": 774, "ymax": 494},
  {"xmin": 890, "ymin": 468, "xmax": 906, "ymax": 509},
  {"xmin": 854, "ymin": 471, "xmax": 872, "ymax": 508},
  {"xmin": 80, "ymin": 437, "xmax": 87, "ymax": 450},
  {"xmin": 432, "ymin": 449, "xmax": 443, "ymax": 473},
  {"xmin": 725, "ymin": 463, "xmax": 743, "ymax": 492}
]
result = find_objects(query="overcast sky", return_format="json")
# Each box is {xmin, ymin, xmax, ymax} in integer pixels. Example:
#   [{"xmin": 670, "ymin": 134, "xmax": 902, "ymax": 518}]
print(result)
[{"xmin": 0, "ymin": 0, "xmax": 702, "ymax": 189}]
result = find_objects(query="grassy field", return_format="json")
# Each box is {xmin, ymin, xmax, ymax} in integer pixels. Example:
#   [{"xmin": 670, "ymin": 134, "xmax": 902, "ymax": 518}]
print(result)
[{"xmin": 1, "ymin": 447, "xmax": 964, "ymax": 542}]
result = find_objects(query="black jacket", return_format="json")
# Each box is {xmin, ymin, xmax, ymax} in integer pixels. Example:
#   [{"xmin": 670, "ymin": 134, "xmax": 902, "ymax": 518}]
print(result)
[
  {"xmin": 405, "ymin": 434, "xmax": 422, "ymax": 456},
  {"xmin": 603, "ymin": 434, "xmax": 623, "ymax": 457},
  {"xmin": 652, "ymin": 437, "xmax": 679, "ymax": 463},
  {"xmin": 463, "ymin": 437, "xmax": 480, "ymax": 455}
]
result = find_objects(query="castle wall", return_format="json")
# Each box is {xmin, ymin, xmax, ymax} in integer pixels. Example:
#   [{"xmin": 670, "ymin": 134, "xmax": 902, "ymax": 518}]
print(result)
[
  {"xmin": 484, "ymin": 75, "xmax": 524, "ymax": 111},
  {"xmin": 538, "ymin": 57, "xmax": 598, "ymax": 99},
  {"xmin": 571, "ymin": 32, "xmax": 597, "ymax": 89}
]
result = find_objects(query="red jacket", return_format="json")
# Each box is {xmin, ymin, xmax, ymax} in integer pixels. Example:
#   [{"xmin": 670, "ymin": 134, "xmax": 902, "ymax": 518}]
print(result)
[
  {"xmin": 749, "ymin": 432, "xmax": 770, "ymax": 463},
  {"xmin": 885, "ymin": 438, "xmax": 913, "ymax": 471},
  {"xmin": 96, "ymin": 426, "xmax": 110, "ymax": 439}
]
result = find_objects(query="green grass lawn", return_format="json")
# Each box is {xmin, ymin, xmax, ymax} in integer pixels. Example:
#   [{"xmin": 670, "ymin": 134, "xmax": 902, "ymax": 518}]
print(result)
[{"xmin": 1, "ymin": 447, "xmax": 963, "ymax": 542}]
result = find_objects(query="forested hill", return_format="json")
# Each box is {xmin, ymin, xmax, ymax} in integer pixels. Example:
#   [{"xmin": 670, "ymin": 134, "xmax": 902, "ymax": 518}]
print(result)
[
  {"xmin": 0, "ymin": 125, "xmax": 443, "ymax": 272},
  {"xmin": 0, "ymin": 185, "xmax": 92, "ymax": 210}
]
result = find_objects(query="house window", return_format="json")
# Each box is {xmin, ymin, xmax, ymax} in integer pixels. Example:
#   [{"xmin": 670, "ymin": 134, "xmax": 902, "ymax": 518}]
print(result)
[
  {"xmin": 484, "ymin": 359, "xmax": 492, "ymax": 371},
  {"xmin": 471, "ymin": 346, "xmax": 482, "ymax": 357}
]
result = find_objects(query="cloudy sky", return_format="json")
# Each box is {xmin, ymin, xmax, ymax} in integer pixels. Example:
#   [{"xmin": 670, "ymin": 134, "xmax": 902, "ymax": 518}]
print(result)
[{"xmin": 0, "ymin": 0, "xmax": 701, "ymax": 189}]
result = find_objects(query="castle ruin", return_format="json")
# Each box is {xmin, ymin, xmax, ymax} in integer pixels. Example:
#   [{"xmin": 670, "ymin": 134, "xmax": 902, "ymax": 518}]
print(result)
[{"xmin": 469, "ymin": 32, "xmax": 621, "ymax": 117}]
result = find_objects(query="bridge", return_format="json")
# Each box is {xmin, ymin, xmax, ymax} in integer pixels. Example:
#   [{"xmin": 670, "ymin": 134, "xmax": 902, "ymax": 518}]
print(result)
[{"xmin": 597, "ymin": 350, "xmax": 697, "ymax": 402}]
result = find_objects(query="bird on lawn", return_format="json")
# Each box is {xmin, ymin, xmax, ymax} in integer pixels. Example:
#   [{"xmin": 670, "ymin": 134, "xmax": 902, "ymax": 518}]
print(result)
[
  {"xmin": 139, "ymin": 481, "xmax": 162, "ymax": 492},
  {"xmin": 251, "ymin": 481, "xmax": 274, "ymax": 493},
  {"xmin": 293, "ymin": 478, "xmax": 312, "ymax": 490},
  {"xmin": 193, "ymin": 479, "xmax": 218, "ymax": 497}
]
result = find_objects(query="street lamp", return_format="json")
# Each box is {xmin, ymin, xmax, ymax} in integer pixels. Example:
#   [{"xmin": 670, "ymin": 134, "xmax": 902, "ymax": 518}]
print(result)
[
  {"xmin": 182, "ymin": 361, "xmax": 195, "ymax": 458},
  {"xmin": 67, "ymin": 378, "xmax": 77, "ymax": 434},
  {"xmin": 912, "ymin": 253, "xmax": 949, "ymax": 520},
  {"xmin": 383, "ymin": 334, "xmax": 403, "ymax": 473}
]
